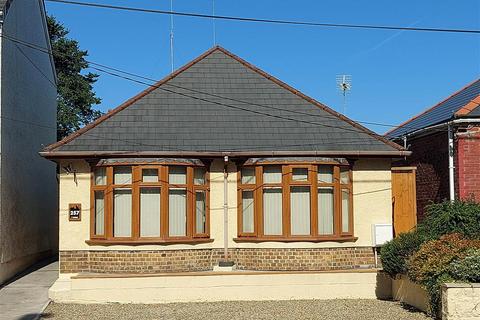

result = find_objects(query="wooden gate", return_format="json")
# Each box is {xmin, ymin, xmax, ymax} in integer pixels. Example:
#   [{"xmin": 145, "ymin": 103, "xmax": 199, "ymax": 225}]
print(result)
[{"xmin": 391, "ymin": 167, "xmax": 417, "ymax": 236}]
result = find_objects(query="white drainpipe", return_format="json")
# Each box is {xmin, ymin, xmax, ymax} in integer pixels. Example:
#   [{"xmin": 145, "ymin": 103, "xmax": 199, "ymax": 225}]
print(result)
[
  {"xmin": 223, "ymin": 155, "xmax": 229, "ymax": 261},
  {"xmin": 448, "ymin": 124, "xmax": 455, "ymax": 202}
]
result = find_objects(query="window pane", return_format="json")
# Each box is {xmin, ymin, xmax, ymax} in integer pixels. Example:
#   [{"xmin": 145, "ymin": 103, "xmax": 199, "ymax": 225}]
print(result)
[
  {"xmin": 263, "ymin": 188, "xmax": 282, "ymax": 235},
  {"xmin": 113, "ymin": 189, "xmax": 132, "ymax": 237},
  {"xmin": 292, "ymin": 168, "xmax": 308, "ymax": 181},
  {"xmin": 114, "ymin": 167, "xmax": 132, "ymax": 185},
  {"xmin": 318, "ymin": 188, "xmax": 334, "ymax": 235},
  {"xmin": 94, "ymin": 191, "xmax": 105, "ymax": 235},
  {"xmin": 263, "ymin": 166, "xmax": 282, "ymax": 184},
  {"xmin": 142, "ymin": 169, "xmax": 158, "ymax": 183},
  {"xmin": 241, "ymin": 168, "xmax": 256, "ymax": 184},
  {"xmin": 318, "ymin": 166, "xmax": 333, "ymax": 184},
  {"xmin": 342, "ymin": 189, "xmax": 350, "ymax": 233},
  {"xmin": 169, "ymin": 189, "xmax": 187, "ymax": 236},
  {"xmin": 94, "ymin": 167, "xmax": 106, "ymax": 185},
  {"xmin": 290, "ymin": 186, "xmax": 311, "ymax": 235},
  {"xmin": 169, "ymin": 166, "xmax": 187, "ymax": 184},
  {"xmin": 194, "ymin": 168, "xmax": 206, "ymax": 185},
  {"xmin": 140, "ymin": 188, "xmax": 160, "ymax": 237},
  {"xmin": 340, "ymin": 168, "xmax": 350, "ymax": 184},
  {"xmin": 242, "ymin": 191, "xmax": 254, "ymax": 233},
  {"xmin": 195, "ymin": 191, "xmax": 206, "ymax": 234}
]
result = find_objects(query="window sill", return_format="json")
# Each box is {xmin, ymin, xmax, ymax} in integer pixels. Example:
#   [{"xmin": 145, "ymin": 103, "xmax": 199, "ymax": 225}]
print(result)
[
  {"xmin": 85, "ymin": 238, "xmax": 214, "ymax": 246},
  {"xmin": 233, "ymin": 236, "xmax": 358, "ymax": 243}
]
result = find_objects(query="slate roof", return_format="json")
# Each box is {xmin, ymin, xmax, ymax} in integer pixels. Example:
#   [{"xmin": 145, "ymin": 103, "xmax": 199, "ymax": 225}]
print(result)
[
  {"xmin": 387, "ymin": 79, "xmax": 480, "ymax": 138},
  {"xmin": 43, "ymin": 46, "xmax": 405, "ymax": 158}
]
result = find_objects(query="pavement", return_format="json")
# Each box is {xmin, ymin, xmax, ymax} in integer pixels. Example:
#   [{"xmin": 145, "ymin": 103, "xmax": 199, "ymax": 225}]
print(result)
[{"xmin": 0, "ymin": 259, "xmax": 58, "ymax": 320}]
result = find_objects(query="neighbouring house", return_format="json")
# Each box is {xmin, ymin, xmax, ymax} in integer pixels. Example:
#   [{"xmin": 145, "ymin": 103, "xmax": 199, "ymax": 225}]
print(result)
[
  {"xmin": 387, "ymin": 79, "xmax": 480, "ymax": 220},
  {"xmin": 0, "ymin": 0, "xmax": 58, "ymax": 284},
  {"xmin": 41, "ymin": 47, "xmax": 409, "ymax": 301}
]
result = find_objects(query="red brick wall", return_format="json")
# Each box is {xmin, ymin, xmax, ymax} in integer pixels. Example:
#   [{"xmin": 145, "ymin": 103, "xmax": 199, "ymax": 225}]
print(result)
[
  {"xmin": 456, "ymin": 126, "xmax": 480, "ymax": 200},
  {"xmin": 59, "ymin": 247, "xmax": 376, "ymax": 274},
  {"xmin": 401, "ymin": 132, "xmax": 450, "ymax": 220}
]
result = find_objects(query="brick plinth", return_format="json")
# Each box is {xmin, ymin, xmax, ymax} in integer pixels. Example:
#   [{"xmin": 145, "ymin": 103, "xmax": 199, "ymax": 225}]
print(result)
[{"xmin": 59, "ymin": 247, "xmax": 376, "ymax": 274}]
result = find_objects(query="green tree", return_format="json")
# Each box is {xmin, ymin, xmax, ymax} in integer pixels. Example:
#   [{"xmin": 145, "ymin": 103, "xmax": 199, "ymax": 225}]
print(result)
[{"xmin": 47, "ymin": 15, "xmax": 102, "ymax": 140}]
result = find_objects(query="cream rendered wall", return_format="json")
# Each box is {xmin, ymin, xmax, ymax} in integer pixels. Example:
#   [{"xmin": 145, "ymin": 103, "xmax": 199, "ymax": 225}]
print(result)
[{"xmin": 58, "ymin": 158, "xmax": 392, "ymax": 251}]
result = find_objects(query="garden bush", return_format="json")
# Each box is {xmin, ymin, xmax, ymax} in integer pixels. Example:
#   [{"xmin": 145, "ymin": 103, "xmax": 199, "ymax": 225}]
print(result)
[
  {"xmin": 380, "ymin": 200, "xmax": 480, "ymax": 278},
  {"xmin": 407, "ymin": 233, "xmax": 480, "ymax": 315},
  {"xmin": 380, "ymin": 230, "xmax": 425, "ymax": 277},
  {"xmin": 450, "ymin": 249, "xmax": 480, "ymax": 283},
  {"xmin": 418, "ymin": 200, "xmax": 480, "ymax": 240}
]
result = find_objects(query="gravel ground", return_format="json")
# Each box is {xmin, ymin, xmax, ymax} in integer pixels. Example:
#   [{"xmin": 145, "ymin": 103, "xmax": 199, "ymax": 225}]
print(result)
[{"xmin": 41, "ymin": 300, "xmax": 431, "ymax": 320}]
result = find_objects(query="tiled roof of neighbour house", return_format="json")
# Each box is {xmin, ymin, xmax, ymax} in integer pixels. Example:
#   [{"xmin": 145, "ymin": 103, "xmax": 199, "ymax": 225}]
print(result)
[
  {"xmin": 386, "ymin": 79, "xmax": 480, "ymax": 139},
  {"xmin": 469, "ymin": 106, "xmax": 480, "ymax": 116},
  {"xmin": 42, "ymin": 46, "xmax": 406, "ymax": 158}
]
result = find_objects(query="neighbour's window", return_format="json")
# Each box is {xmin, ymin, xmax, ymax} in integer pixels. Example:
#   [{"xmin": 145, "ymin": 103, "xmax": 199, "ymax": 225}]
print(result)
[
  {"xmin": 90, "ymin": 164, "xmax": 209, "ymax": 243},
  {"xmin": 237, "ymin": 164, "xmax": 353, "ymax": 240}
]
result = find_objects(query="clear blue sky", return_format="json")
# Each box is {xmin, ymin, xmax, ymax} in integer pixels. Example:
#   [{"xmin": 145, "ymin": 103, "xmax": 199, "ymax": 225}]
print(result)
[{"xmin": 45, "ymin": 0, "xmax": 480, "ymax": 134}]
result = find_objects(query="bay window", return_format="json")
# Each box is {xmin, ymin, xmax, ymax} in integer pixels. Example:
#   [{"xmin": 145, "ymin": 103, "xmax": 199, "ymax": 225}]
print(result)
[
  {"xmin": 89, "ymin": 164, "xmax": 210, "ymax": 244},
  {"xmin": 237, "ymin": 163, "xmax": 353, "ymax": 241}
]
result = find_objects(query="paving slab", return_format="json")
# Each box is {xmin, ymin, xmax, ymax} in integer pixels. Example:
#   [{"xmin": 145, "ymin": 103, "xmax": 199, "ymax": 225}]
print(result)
[{"xmin": 0, "ymin": 260, "xmax": 58, "ymax": 320}]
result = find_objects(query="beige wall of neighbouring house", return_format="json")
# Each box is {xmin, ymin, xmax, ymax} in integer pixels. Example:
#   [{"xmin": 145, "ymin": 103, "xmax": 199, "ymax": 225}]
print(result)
[{"xmin": 58, "ymin": 158, "xmax": 392, "ymax": 251}]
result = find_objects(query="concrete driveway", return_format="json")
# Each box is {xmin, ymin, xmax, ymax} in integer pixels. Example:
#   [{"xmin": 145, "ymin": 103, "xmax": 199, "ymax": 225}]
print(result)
[{"xmin": 0, "ymin": 259, "xmax": 58, "ymax": 320}]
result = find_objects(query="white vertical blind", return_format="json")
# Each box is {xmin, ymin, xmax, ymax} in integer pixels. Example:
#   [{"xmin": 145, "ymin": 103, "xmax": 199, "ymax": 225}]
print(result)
[
  {"xmin": 318, "ymin": 166, "xmax": 333, "ymax": 183},
  {"xmin": 263, "ymin": 188, "xmax": 283, "ymax": 235},
  {"xmin": 318, "ymin": 188, "xmax": 334, "ymax": 235},
  {"xmin": 263, "ymin": 166, "xmax": 282, "ymax": 183},
  {"xmin": 342, "ymin": 189, "xmax": 350, "ymax": 233},
  {"xmin": 94, "ymin": 191, "xmax": 104, "ymax": 235},
  {"xmin": 290, "ymin": 186, "xmax": 311, "ymax": 235},
  {"xmin": 194, "ymin": 168, "xmax": 206, "ymax": 185},
  {"xmin": 140, "ymin": 188, "xmax": 161, "ymax": 237},
  {"xmin": 241, "ymin": 168, "xmax": 256, "ymax": 184},
  {"xmin": 195, "ymin": 191, "xmax": 206, "ymax": 234},
  {"xmin": 169, "ymin": 189, "xmax": 187, "ymax": 236},
  {"xmin": 169, "ymin": 167, "xmax": 187, "ymax": 184},
  {"xmin": 242, "ymin": 190, "xmax": 254, "ymax": 233},
  {"xmin": 340, "ymin": 168, "xmax": 350, "ymax": 184},
  {"xmin": 142, "ymin": 169, "xmax": 158, "ymax": 183},
  {"xmin": 292, "ymin": 168, "xmax": 308, "ymax": 181},
  {"xmin": 114, "ymin": 167, "xmax": 132, "ymax": 185},
  {"xmin": 113, "ymin": 189, "xmax": 132, "ymax": 237},
  {"xmin": 94, "ymin": 167, "xmax": 106, "ymax": 185}
]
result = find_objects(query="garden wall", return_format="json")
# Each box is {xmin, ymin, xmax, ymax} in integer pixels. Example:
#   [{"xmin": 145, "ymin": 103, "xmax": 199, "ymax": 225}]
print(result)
[
  {"xmin": 391, "ymin": 275, "xmax": 429, "ymax": 313},
  {"xmin": 442, "ymin": 283, "xmax": 480, "ymax": 320}
]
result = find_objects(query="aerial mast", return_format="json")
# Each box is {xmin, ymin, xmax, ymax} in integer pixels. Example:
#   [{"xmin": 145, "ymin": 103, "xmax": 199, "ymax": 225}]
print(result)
[{"xmin": 336, "ymin": 75, "xmax": 352, "ymax": 115}]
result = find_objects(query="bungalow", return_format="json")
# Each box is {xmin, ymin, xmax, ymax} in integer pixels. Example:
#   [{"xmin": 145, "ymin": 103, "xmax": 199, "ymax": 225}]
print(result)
[
  {"xmin": 387, "ymin": 79, "xmax": 480, "ymax": 220},
  {"xmin": 41, "ymin": 47, "xmax": 409, "ymax": 301}
]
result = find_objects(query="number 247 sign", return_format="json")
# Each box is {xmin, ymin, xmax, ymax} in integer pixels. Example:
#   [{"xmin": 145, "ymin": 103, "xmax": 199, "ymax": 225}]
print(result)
[{"xmin": 69, "ymin": 203, "xmax": 81, "ymax": 221}]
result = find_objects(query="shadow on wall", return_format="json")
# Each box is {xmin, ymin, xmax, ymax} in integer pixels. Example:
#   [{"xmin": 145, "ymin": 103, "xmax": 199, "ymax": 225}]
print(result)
[
  {"xmin": 375, "ymin": 271, "xmax": 393, "ymax": 300},
  {"xmin": 18, "ymin": 314, "xmax": 44, "ymax": 320}
]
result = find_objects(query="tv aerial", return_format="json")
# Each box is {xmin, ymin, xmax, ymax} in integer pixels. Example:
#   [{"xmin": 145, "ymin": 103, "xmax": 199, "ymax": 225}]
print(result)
[{"xmin": 336, "ymin": 75, "xmax": 352, "ymax": 115}]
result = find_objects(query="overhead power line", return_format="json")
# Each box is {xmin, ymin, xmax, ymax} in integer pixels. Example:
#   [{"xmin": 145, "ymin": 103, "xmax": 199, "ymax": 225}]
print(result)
[
  {"xmin": 0, "ymin": 32, "xmax": 447, "ymax": 143},
  {"xmin": 45, "ymin": 0, "xmax": 480, "ymax": 35}
]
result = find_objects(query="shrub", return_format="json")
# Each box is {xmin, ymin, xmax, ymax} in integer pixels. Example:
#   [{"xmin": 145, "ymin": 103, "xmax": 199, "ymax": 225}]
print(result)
[
  {"xmin": 418, "ymin": 200, "xmax": 480, "ymax": 240},
  {"xmin": 380, "ymin": 230, "xmax": 425, "ymax": 277},
  {"xmin": 450, "ymin": 249, "xmax": 480, "ymax": 282},
  {"xmin": 407, "ymin": 234, "xmax": 480, "ymax": 315}
]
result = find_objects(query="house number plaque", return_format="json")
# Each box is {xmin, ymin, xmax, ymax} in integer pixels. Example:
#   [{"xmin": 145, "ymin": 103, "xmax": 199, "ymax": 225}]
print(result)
[{"xmin": 69, "ymin": 203, "xmax": 81, "ymax": 221}]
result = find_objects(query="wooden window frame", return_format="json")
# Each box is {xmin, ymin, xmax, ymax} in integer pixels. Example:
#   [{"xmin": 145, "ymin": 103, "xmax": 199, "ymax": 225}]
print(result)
[
  {"xmin": 236, "ymin": 163, "xmax": 355, "ymax": 242},
  {"xmin": 88, "ymin": 164, "xmax": 211, "ymax": 245}
]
